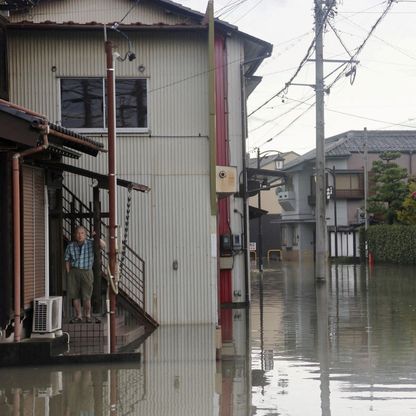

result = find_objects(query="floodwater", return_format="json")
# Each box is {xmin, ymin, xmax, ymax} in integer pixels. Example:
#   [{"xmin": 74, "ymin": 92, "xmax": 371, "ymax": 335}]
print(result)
[{"xmin": 1, "ymin": 262, "xmax": 416, "ymax": 415}]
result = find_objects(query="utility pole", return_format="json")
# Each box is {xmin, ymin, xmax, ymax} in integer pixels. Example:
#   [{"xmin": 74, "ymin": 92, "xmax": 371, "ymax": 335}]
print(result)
[{"xmin": 314, "ymin": 0, "xmax": 327, "ymax": 281}]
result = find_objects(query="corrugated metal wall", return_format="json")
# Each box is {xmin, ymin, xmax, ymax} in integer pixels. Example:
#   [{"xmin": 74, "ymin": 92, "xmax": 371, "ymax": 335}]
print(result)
[
  {"xmin": 8, "ymin": 28, "xmax": 218, "ymax": 324},
  {"xmin": 8, "ymin": 0, "xmax": 192, "ymax": 25}
]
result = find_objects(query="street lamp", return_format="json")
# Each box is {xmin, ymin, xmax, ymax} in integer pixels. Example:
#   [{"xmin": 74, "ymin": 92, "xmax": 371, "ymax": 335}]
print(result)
[{"xmin": 256, "ymin": 149, "xmax": 285, "ymax": 272}]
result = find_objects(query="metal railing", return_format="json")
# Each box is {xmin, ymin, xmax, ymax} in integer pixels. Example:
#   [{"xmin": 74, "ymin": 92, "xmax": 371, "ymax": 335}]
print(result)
[{"xmin": 62, "ymin": 185, "xmax": 147, "ymax": 315}]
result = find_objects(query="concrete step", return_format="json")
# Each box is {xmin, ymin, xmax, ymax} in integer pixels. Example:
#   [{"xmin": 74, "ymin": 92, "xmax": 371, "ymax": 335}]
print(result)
[{"xmin": 62, "ymin": 320, "xmax": 145, "ymax": 349}]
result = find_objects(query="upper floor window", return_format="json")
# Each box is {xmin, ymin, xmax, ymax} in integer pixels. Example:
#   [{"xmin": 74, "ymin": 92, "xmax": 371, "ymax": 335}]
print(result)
[{"xmin": 60, "ymin": 78, "xmax": 148, "ymax": 131}]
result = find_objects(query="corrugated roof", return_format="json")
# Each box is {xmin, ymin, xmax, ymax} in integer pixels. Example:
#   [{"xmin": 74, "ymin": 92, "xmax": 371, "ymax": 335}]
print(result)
[
  {"xmin": 284, "ymin": 130, "xmax": 416, "ymax": 170},
  {"xmin": 5, "ymin": 0, "xmax": 273, "ymax": 76}
]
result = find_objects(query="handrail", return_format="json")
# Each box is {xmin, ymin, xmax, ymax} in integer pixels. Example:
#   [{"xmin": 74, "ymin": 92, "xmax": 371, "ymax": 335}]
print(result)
[{"xmin": 61, "ymin": 185, "xmax": 151, "ymax": 321}]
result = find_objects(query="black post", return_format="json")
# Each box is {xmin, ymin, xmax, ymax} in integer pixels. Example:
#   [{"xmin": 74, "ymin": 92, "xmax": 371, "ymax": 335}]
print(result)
[
  {"xmin": 257, "ymin": 148, "xmax": 263, "ymax": 272},
  {"xmin": 333, "ymin": 165, "xmax": 338, "ymax": 258},
  {"xmin": 92, "ymin": 185, "xmax": 102, "ymax": 314}
]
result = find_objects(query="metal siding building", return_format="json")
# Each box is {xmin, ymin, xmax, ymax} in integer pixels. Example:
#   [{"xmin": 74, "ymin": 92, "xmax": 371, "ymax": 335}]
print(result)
[
  {"xmin": 8, "ymin": 27, "xmax": 215, "ymax": 324},
  {"xmin": 5, "ymin": 0, "xmax": 272, "ymax": 325}
]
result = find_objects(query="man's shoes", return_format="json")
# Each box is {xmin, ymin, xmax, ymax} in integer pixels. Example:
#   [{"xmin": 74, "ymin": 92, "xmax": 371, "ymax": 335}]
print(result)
[
  {"xmin": 69, "ymin": 317, "xmax": 83, "ymax": 323},
  {"xmin": 85, "ymin": 316, "xmax": 101, "ymax": 323}
]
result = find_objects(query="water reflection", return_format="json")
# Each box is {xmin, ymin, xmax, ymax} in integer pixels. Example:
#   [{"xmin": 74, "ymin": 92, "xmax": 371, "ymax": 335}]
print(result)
[
  {"xmin": 3, "ymin": 262, "xmax": 416, "ymax": 415},
  {"xmin": 0, "ymin": 322, "xmax": 251, "ymax": 415},
  {"xmin": 251, "ymin": 262, "xmax": 416, "ymax": 415}
]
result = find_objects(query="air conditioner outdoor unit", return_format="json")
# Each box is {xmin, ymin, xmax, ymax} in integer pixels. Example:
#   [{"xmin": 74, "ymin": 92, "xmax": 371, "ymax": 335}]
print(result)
[{"xmin": 31, "ymin": 296, "xmax": 63, "ymax": 339}]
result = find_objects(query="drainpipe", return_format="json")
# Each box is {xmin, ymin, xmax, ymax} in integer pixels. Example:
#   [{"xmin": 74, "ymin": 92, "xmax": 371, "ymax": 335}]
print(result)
[
  {"xmin": 12, "ymin": 130, "xmax": 49, "ymax": 342},
  {"xmin": 105, "ymin": 38, "xmax": 118, "ymax": 354}
]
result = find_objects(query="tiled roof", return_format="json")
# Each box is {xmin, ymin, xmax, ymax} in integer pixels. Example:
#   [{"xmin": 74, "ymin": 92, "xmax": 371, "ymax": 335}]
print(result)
[{"xmin": 283, "ymin": 130, "xmax": 416, "ymax": 170}]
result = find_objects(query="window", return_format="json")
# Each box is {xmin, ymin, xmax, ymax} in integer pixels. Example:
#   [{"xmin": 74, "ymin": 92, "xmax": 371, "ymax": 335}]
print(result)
[
  {"xmin": 335, "ymin": 173, "xmax": 363, "ymax": 191},
  {"xmin": 60, "ymin": 78, "xmax": 148, "ymax": 130}
]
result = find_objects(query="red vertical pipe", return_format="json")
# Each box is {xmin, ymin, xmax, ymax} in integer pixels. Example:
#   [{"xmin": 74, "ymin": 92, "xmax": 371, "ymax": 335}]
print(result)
[
  {"xmin": 215, "ymin": 35, "xmax": 232, "ymax": 305},
  {"xmin": 12, "ymin": 156, "xmax": 21, "ymax": 342},
  {"xmin": 105, "ymin": 40, "xmax": 117, "ymax": 353}
]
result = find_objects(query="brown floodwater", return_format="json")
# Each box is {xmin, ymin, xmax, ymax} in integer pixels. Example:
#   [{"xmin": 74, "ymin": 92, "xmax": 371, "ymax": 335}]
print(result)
[
  {"xmin": 1, "ymin": 262, "xmax": 415, "ymax": 415},
  {"xmin": 250, "ymin": 262, "xmax": 416, "ymax": 415}
]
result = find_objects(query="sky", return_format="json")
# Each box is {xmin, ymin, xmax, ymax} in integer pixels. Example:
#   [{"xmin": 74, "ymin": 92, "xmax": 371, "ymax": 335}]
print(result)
[{"xmin": 185, "ymin": 0, "xmax": 416, "ymax": 157}]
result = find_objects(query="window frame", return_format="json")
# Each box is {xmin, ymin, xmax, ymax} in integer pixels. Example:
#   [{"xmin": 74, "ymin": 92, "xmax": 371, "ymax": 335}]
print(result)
[{"xmin": 58, "ymin": 76, "xmax": 149, "ymax": 134}]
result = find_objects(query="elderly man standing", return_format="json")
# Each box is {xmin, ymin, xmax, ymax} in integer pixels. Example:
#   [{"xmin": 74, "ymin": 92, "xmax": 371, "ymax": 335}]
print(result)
[{"xmin": 64, "ymin": 226, "xmax": 105, "ymax": 323}]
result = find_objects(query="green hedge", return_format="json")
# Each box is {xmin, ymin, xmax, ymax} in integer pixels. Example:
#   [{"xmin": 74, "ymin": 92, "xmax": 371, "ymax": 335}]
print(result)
[{"xmin": 365, "ymin": 225, "xmax": 416, "ymax": 264}]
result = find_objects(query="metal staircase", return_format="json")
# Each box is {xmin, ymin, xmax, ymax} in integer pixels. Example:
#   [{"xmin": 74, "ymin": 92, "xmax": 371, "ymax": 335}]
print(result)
[{"xmin": 62, "ymin": 185, "xmax": 158, "ymax": 331}]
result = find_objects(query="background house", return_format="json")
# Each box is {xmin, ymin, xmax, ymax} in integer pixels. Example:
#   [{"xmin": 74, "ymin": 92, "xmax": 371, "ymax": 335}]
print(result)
[
  {"xmin": 3, "ymin": 0, "xmax": 272, "ymax": 326},
  {"xmin": 248, "ymin": 151, "xmax": 298, "ymax": 260},
  {"xmin": 279, "ymin": 130, "xmax": 416, "ymax": 261}
]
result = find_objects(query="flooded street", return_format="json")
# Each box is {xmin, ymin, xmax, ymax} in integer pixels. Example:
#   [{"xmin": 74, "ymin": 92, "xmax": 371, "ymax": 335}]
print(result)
[
  {"xmin": 251, "ymin": 262, "xmax": 416, "ymax": 415},
  {"xmin": 2, "ymin": 262, "xmax": 416, "ymax": 415}
]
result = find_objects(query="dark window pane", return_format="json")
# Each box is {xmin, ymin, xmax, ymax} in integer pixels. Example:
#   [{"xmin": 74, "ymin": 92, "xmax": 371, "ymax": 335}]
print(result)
[
  {"xmin": 61, "ymin": 79, "xmax": 103, "ymax": 128},
  {"xmin": 115, "ymin": 79, "xmax": 147, "ymax": 128}
]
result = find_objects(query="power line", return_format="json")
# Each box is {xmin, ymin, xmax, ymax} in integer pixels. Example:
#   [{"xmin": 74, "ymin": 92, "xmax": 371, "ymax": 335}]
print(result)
[
  {"xmin": 233, "ymin": 0, "xmax": 264, "ymax": 23},
  {"xmin": 248, "ymin": 0, "xmax": 338, "ymax": 118},
  {"xmin": 325, "ymin": 107, "xmax": 416, "ymax": 128},
  {"xmin": 249, "ymin": 93, "xmax": 315, "ymax": 133},
  {"xmin": 325, "ymin": 0, "xmax": 395, "ymax": 91},
  {"xmin": 119, "ymin": 0, "xmax": 140, "ymax": 24},
  {"xmin": 341, "ymin": 13, "xmax": 416, "ymax": 62},
  {"xmin": 249, "ymin": 102, "xmax": 315, "ymax": 151}
]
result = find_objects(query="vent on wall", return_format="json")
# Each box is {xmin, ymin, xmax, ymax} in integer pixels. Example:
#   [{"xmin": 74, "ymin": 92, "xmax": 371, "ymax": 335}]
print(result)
[{"xmin": 31, "ymin": 296, "xmax": 63, "ymax": 338}]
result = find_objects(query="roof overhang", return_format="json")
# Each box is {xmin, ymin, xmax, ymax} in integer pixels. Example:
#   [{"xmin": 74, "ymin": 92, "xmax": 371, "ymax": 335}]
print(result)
[
  {"xmin": 246, "ymin": 167, "xmax": 286, "ymax": 186},
  {"xmin": 249, "ymin": 205, "xmax": 268, "ymax": 219},
  {"xmin": 0, "ymin": 99, "xmax": 104, "ymax": 156},
  {"xmin": 35, "ymin": 160, "xmax": 151, "ymax": 192}
]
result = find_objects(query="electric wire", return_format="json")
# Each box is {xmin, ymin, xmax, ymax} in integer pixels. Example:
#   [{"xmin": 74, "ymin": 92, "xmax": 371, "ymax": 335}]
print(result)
[
  {"xmin": 341, "ymin": 12, "xmax": 416, "ymax": 62},
  {"xmin": 233, "ymin": 0, "xmax": 265, "ymax": 23},
  {"xmin": 248, "ymin": 0, "xmax": 338, "ymax": 118},
  {"xmin": 325, "ymin": 0, "xmax": 395, "ymax": 90},
  {"xmin": 249, "ymin": 93, "xmax": 315, "ymax": 133},
  {"xmin": 249, "ymin": 102, "xmax": 316, "ymax": 151}
]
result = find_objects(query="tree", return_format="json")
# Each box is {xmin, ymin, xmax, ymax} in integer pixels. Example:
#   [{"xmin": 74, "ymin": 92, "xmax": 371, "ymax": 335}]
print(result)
[
  {"xmin": 397, "ymin": 178, "xmax": 416, "ymax": 224},
  {"xmin": 368, "ymin": 151, "xmax": 408, "ymax": 224}
]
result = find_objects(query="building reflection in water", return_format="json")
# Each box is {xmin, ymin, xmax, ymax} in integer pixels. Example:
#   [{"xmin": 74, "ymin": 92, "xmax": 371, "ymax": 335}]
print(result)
[
  {"xmin": 0, "ymin": 315, "xmax": 252, "ymax": 416},
  {"xmin": 3, "ymin": 262, "xmax": 416, "ymax": 415}
]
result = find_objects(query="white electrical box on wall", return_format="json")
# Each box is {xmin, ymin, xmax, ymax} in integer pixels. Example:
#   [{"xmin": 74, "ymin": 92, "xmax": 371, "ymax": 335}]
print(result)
[{"xmin": 216, "ymin": 166, "xmax": 237, "ymax": 196}]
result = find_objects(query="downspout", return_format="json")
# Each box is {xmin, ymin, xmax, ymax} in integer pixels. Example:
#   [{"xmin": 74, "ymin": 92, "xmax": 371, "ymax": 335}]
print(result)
[
  {"xmin": 12, "ymin": 129, "xmax": 49, "ymax": 342},
  {"xmin": 105, "ymin": 37, "xmax": 118, "ymax": 354}
]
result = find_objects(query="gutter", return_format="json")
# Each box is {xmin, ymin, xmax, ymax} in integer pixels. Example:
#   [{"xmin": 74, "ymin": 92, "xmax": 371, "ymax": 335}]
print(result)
[{"xmin": 12, "ymin": 127, "xmax": 49, "ymax": 342}]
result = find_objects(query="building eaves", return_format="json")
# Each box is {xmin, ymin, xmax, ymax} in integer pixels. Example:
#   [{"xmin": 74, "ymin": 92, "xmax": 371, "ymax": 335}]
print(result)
[
  {"xmin": 5, "ymin": 0, "xmax": 273, "ymax": 74},
  {"xmin": 0, "ymin": 99, "xmax": 104, "ymax": 156}
]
